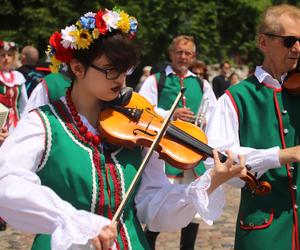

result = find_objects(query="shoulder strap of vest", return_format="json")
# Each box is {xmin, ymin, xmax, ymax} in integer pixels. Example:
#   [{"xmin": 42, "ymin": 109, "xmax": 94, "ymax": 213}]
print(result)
[
  {"xmin": 196, "ymin": 77, "xmax": 204, "ymax": 92},
  {"xmin": 155, "ymin": 71, "xmax": 166, "ymax": 100}
]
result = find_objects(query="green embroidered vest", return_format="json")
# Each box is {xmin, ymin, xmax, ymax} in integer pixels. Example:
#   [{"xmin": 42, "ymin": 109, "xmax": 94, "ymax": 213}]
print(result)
[
  {"xmin": 31, "ymin": 101, "xmax": 150, "ymax": 250},
  {"xmin": 156, "ymin": 73, "xmax": 205, "ymax": 178},
  {"xmin": 43, "ymin": 73, "xmax": 71, "ymax": 102},
  {"xmin": 227, "ymin": 76, "xmax": 300, "ymax": 250}
]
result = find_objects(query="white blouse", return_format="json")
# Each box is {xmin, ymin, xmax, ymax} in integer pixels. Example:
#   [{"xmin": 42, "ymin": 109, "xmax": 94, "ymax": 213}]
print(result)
[{"xmin": 0, "ymin": 97, "xmax": 225, "ymax": 250}]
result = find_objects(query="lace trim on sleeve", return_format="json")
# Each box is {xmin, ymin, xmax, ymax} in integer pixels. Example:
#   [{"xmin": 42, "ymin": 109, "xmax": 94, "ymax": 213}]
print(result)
[
  {"xmin": 51, "ymin": 210, "xmax": 111, "ymax": 250},
  {"xmin": 186, "ymin": 169, "xmax": 225, "ymax": 226}
]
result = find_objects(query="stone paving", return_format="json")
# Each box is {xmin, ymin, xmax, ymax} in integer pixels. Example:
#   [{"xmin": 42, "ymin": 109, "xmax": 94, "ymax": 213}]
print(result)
[{"xmin": 0, "ymin": 184, "xmax": 240, "ymax": 250}]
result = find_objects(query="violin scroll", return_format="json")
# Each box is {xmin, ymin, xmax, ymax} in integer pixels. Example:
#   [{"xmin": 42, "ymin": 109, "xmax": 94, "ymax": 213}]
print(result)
[{"xmin": 241, "ymin": 172, "xmax": 271, "ymax": 195}]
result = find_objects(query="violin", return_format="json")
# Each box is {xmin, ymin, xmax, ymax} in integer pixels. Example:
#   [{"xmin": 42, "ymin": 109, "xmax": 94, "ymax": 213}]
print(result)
[
  {"xmin": 284, "ymin": 62, "xmax": 300, "ymax": 95},
  {"xmin": 99, "ymin": 90, "xmax": 271, "ymax": 196}
]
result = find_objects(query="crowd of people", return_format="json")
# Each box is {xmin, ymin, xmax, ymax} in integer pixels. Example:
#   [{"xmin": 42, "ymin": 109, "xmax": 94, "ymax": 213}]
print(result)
[{"xmin": 0, "ymin": 3, "xmax": 300, "ymax": 250}]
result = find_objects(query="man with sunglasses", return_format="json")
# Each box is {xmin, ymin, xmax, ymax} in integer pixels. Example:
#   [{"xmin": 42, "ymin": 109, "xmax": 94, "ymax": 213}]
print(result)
[{"xmin": 204, "ymin": 4, "xmax": 300, "ymax": 250}]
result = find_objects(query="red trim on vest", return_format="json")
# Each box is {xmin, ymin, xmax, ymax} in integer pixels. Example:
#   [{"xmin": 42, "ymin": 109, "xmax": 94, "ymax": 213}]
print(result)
[
  {"xmin": 273, "ymin": 90, "xmax": 299, "ymax": 250},
  {"xmin": 0, "ymin": 94, "xmax": 11, "ymax": 107},
  {"xmin": 261, "ymin": 81, "xmax": 282, "ymax": 90},
  {"xmin": 225, "ymin": 90, "xmax": 240, "ymax": 123},
  {"xmin": 105, "ymin": 153, "xmax": 129, "ymax": 250},
  {"xmin": 239, "ymin": 209, "xmax": 274, "ymax": 230}
]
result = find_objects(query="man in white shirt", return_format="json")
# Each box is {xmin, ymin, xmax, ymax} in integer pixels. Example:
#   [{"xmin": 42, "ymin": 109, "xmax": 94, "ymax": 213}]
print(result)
[
  {"xmin": 205, "ymin": 4, "xmax": 300, "ymax": 250},
  {"xmin": 139, "ymin": 35, "xmax": 216, "ymax": 250}
]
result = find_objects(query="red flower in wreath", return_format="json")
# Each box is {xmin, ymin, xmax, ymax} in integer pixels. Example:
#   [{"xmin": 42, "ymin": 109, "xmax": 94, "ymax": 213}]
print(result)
[
  {"xmin": 55, "ymin": 48, "xmax": 74, "ymax": 62},
  {"xmin": 49, "ymin": 32, "xmax": 65, "ymax": 51},
  {"xmin": 50, "ymin": 32, "xmax": 74, "ymax": 62},
  {"xmin": 95, "ymin": 10, "xmax": 108, "ymax": 34},
  {"xmin": 0, "ymin": 40, "xmax": 4, "ymax": 48}
]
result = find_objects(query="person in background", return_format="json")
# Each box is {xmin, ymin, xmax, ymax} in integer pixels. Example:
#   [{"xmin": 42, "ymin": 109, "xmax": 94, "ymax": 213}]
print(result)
[
  {"xmin": 0, "ymin": 40, "xmax": 27, "ymax": 136},
  {"xmin": 139, "ymin": 36, "xmax": 216, "ymax": 250},
  {"xmin": 205, "ymin": 4, "xmax": 300, "ymax": 250},
  {"xmin": 24, "ymin": 72, "xmax": 71, "ymax": 113},
  {"xmin": 228, "ymin": 72, "xmax": 240, "ymax": 86},
  {"xmin": 189, "ymin": 59, "xmax": 209, "ymax": 81},
  {"xmin": 17, "ymin": 45, "xmax": 45, "ymax": 97},
  {"xmin": 0, "ymin": 40, "xmax": 27, "ymax": 230},
  {"xmin": 135, "ymin": 65, "xmax": 152, "ymax": 92},
  {"xmin": 212, "ymin": 60, "xmax": 231, "ymax": 99},
  {"xmin": 0, "ymin": 7, "xmax": 248, "ymax": 250}
]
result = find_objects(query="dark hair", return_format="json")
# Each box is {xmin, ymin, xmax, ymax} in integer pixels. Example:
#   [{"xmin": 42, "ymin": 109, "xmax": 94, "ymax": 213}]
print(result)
[
  {"xmin": 68, "ymin": 31, "xmax": 139, "ymax": 80},
  {"xmin": 189, "ymin": 60, "xmax": 209, "ymax": 80},
  {"xmin": 220, "ymin": 60, "xmax": 230, "ymax": 69}
]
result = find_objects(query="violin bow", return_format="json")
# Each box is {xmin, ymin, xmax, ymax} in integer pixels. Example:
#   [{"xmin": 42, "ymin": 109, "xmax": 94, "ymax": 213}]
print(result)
[{"xmin": 112, "ymin": 88, "xmax": 187, "ymax": 223}]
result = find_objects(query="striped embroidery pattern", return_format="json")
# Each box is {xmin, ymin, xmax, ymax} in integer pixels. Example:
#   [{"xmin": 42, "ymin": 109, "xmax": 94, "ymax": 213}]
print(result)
[
  {"xmin": 36, "ymin": 109, "xmax": 52, "ymax": 172},
  {"xmin": 111, "ymin": 148, "xmax": 132, "ymax": 250}
]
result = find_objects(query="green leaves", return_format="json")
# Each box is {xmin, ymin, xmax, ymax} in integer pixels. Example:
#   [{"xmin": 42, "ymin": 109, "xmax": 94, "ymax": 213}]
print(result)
[{"xmin": 1, "ymin": 0, "xmax": 298, "ymax": 69}]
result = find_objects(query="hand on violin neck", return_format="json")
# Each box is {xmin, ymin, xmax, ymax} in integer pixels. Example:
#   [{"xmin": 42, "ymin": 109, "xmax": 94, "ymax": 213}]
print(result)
[
  {"xmin": 208, "ymin": 150, "xmax": 247, "ymax": 195},
  {"xmin": 279, "ymin": 145, "xmax": 300, "ymax": 165},
  {"xmin": 173, "ymin": 107, "xmax": 194, "ymax": 123}
]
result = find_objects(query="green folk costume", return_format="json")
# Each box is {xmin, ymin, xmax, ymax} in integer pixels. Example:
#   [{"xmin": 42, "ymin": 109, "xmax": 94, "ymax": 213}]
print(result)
[
  {"xmin": 31, "ymin": 101, "xmax": 150, "ymax": 250},
  {"xmin": 156, "ymin": 72, "xmax": 206, "ymax": 178},
  {"xmin": 41, "ymin": 73, "xmax": 71, "ymax": 102},
  {"xmin": 226, "ymin": 75, "xmax": 300, "ymax": 250}
]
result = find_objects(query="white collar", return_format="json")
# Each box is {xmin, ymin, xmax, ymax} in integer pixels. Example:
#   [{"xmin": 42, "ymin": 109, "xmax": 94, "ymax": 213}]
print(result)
[
  {"xmin": 255, "ymin": 66, "xmax": 287, "ymax": 88},
  {"xmin": 0, "ymin": 70, "xmax": 26, "ymax": 87},
  {"xmin": 165, "ymin": 65, "xmax": 196, "ymax": 78}
]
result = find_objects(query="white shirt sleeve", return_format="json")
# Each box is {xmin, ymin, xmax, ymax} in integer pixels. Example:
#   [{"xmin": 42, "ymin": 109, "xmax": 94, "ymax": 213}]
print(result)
[
  {"xmin": 204, "ymin": 94, "xmax": 281, "ymax": 187},
  {"xmin": 138, "ymin": 75, "xmax": 170, "ymax": 118},
  {"xmin": 135, "ymin": 151, "xmax": 225, "ymax": 231},
  {"xmin": 0, "ymin": 112, "xmax": 112, "ymax": 250},
  {"xmin": 23, "ymin": 81, "xmax": 50, "ymax": 114},
  {"xmin": 201, "ymin": 80, "xmax": 217, "ymax": 123}
]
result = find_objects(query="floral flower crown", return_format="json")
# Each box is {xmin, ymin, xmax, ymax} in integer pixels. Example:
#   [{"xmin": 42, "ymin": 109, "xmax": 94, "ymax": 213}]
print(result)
[
  {"xmin": 46, "ymin": 7, "xmax": 138, "ymax": 73},
  {"xmin": 0, "ymin": 41, "xmax": 17, "ymax": 51}
]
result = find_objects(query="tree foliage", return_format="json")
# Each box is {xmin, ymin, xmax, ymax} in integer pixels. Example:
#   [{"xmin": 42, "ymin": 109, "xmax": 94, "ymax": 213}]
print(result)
[{"xmin": 0, "ymin": 0, "xmax": 299, "ymax": 76}]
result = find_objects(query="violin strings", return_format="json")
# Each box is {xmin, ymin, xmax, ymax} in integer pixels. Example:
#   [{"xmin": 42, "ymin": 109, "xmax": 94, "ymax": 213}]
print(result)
[{"xmin": 167, "ymin": 124, "xmax": 229, "ymax": 162}]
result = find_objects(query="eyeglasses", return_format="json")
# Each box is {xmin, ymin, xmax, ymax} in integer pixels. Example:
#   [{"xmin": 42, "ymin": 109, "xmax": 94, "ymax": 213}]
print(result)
[
  {"xmin": 90, "ymin": 64, "xmax": 135, "ymax": 80},
  {"xmin": 264, "ymin": 33, "xmax": 300, "ymax": 48},
  {"xmin": 193, "ymin": 72, "xmax": 204, "ymax": 77},
  {"xmin": 89, "ymin": 64, "xmax": 122, "ymax": 80}
]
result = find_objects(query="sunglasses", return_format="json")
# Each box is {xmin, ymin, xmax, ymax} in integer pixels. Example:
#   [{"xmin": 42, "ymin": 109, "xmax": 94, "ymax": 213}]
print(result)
[{"xmin": 264, "ymin": 33, "xmax": 300, "ymax": 48}]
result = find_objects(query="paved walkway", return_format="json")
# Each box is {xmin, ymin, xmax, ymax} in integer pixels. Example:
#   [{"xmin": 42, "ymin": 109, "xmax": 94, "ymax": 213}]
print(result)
[{"xmin": 0, "ymin": 185, "xmax": 240, "ymax": 250}]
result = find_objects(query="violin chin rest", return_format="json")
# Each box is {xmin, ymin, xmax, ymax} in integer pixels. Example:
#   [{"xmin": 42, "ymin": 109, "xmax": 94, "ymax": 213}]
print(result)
[{"xmin": 104, "ymin": 87, "xmax": 133, "ymax": 107}]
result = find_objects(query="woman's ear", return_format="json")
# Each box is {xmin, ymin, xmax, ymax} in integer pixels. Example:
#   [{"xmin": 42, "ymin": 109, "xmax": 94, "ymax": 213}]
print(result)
[{"xmin": 69, "ymin": 59, "xmax": 86, "ymax": 79}]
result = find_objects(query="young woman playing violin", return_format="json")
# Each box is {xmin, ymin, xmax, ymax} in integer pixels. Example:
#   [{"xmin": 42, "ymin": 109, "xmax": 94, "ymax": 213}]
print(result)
[{"xmin": 0, "ymin": 7, "xmax": 246, "ymax": 250}]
